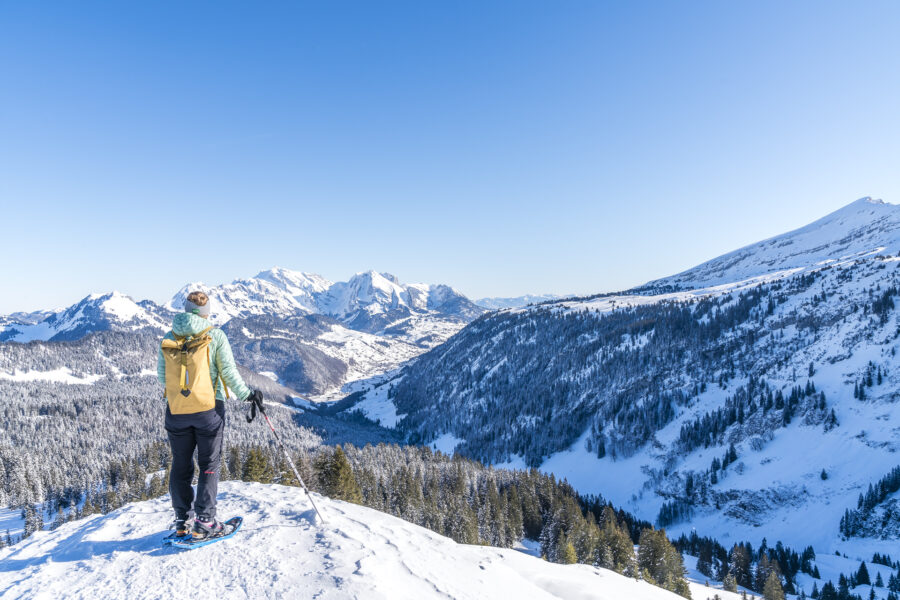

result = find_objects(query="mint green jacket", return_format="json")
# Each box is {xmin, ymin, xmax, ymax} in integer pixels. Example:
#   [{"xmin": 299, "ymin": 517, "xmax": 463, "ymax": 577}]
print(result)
[{"xmin": 157, "ymin": 312, "xmax": 252, "ymax": 401}]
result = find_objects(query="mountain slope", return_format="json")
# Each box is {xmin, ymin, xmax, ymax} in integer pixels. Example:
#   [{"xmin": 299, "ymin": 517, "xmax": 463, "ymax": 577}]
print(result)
[
  {"xmin": 0, "ymin": 481, "xmax": 730, "ymax": 600},
  {"xmin": 0, "ymin": 292, "xmax": 168, "ymax": 342},
  {"xmin": 645, "ymin": 196, "xmax": 900, "ymax": 291},
  {"xmin": 354, "ymin": 197, "xmax": 900, "ymax": 554},
  {"xmin": 475, "ymin": 294, "xmax": 569, "ymax": 310}
]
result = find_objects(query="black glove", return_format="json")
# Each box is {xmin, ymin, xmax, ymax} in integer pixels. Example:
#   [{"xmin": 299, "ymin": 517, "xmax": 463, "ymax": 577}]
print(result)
[{"xmin": 245, "ymin": 389, "xmax": 265, "ymax": 422}]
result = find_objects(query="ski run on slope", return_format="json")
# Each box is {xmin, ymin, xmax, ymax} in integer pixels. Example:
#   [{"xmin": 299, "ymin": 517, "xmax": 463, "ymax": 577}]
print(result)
[{"xmin": 0, "ymin": 482, "xmax": 742, "ymax": 600}]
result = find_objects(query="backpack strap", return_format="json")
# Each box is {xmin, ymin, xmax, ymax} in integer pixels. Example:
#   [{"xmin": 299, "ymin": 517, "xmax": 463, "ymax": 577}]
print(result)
[{"xmin": 207, "ymin": 345, "xmax": 231, "ymax": 400}]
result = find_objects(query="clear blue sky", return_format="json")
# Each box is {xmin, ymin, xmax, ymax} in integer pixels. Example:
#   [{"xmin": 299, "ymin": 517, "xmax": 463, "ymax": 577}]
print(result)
[{"xmin": 1, "ymin": 1, "xmax": 898, "ymax": 312}]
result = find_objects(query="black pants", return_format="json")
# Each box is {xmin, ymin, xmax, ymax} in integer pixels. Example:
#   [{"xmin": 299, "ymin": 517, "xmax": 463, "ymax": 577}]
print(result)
[{"xmin": 165, "ymin": 400, "xmax": 225, "ymax": 521}]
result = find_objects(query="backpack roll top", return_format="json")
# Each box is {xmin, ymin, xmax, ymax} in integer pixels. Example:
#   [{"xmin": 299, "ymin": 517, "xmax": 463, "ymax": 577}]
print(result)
[{"xmin": 161, "ymin": 326, "xmax": 217, "ymax": 414}]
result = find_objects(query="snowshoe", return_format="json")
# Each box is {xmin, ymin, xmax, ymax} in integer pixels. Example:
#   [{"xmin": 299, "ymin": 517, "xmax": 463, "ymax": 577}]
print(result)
[
  {"xmin": 170, "ymin": 516, "xmax": 242, "ymax": 550},
  {"xmin": 192, "ymin": 517, "xmax": 224, "ymax": 540},
  {"xmin": 162, "ymin": 517, "xmax": 194, "ymax": 545}
]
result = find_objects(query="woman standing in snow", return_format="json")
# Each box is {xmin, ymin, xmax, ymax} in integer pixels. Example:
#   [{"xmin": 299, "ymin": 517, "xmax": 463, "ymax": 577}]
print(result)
[{"xmin": 157, "ymin": 291, "xmax": 263, "ymax": 540}]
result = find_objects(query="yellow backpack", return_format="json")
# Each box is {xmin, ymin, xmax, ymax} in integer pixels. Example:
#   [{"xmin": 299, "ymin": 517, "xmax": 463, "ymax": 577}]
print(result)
[{"xmin": 161, "ymin": 326, "xmax": 229, "ymax": 414}]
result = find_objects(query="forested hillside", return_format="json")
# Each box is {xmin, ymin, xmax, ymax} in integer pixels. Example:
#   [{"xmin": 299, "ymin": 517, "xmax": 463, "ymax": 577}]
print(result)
[{"xmin": 354, "ymin": 199, "xmax": 900, "ymax": 555}]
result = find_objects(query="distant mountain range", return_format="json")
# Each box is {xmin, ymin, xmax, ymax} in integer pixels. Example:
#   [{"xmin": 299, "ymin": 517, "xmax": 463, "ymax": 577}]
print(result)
[{"xmin": 0, "ymin": 269, "xmax": 487, "ymax": 398}]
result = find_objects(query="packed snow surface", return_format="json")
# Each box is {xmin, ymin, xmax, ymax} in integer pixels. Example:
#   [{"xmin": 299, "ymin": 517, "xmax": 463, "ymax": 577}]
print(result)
[{"xmin": 0, "ymin": 481, "xmax": 730, "ymax": 600}]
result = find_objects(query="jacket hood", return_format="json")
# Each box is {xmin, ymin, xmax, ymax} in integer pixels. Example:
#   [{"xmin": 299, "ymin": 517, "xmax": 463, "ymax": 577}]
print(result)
[{"xmin": 171, "ymin": 312, "xmax": 213, "ymax": 336}]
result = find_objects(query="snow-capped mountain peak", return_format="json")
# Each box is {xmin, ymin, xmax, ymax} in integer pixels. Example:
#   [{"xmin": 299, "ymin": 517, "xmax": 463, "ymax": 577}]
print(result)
[
  {"xmin": 167, "ymin": 275, "xmax": 318, "ymax": 324},
  {"xmin": 254, "ymin": 267, "xmax": 333, "ymax": 298},
  {"xmin": 313, "ymin": 270, "xmax": 485, "ymax": 328},
  {"xmin": 160, "ymin": 268, "xmax": 484, "ymax": 329},
  {"xmin": 319, "ymin": 270, "xmax": 407, "ymax": 316},
  {"xmin": 0, "ymin": 291, "xmax": 167, "ymax": 343}
]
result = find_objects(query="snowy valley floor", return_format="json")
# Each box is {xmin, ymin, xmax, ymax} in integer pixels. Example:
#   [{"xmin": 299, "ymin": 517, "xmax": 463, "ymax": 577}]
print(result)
[{"xmin": 0, "ymin": 481, "xmax": 744, "ymax": 600}]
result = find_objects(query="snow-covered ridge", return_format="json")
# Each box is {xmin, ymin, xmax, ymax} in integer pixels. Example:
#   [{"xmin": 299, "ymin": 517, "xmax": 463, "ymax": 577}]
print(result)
[
  {"xmin": 0, "ymin": 481, "xmax": 738, "ymax": 600},
  {"xmin": 646, "ymin": 197, "xmax": 900, "ymax": 290},
  {"xmin": 0, "ymin": 291, "xmax": 167, "ymax": 343},
  {"xmin": 0, "ymin": 267, "xmax": 485, "ymax": 343},
  {"xmin": 167, "ymin": 267, "xmax": 485, "ymax": 328}
]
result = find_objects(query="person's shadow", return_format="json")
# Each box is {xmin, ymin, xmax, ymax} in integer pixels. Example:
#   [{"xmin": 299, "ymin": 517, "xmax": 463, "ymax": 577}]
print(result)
[{"xmin": 0, "ymin": 515, "xmax": 179, "ymax": 574}]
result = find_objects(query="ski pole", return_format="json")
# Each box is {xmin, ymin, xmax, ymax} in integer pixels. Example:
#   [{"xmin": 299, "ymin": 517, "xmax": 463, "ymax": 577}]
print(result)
[{"xmin": 248, "ymin": 397, "xmax": 326, "ymax": 523}]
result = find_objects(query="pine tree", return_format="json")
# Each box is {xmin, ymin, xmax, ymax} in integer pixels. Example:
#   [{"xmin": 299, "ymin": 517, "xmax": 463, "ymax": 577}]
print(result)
[
  {"xmin": 636, "ymin": 528, "xmax": 691, "ymax": 598},
  {"xmin": 242, "ymin": 447, "xmax": 274, "ymax": 483},
  {"xmin": 729, "ymin": 543, "xmax": 752, "ymax": 589},
  {"xmin": 227, "ymin": 446, "xmax": 242, "ymax": 480},
  {"xmin": 763, "ymin": 571, "xmax": 785, "ymax": 600},
  {"xmin": 820, "ymin": 581, "xmax": 837, "ymax": 600},
  {"xmin": 856, "ymin": 561, "xmax": 871, "ymax": 586},
  {"xmin": 696, "ymin": 544, "xmax": 714, "ymax": 577},
  {"xmin": 148, "ymin": 473, "xmax": 166, "ymax": 498},
  {"xmin": 838, "ymin": 574, "xmax": 850, "ymax": 599},
  {"xmin": 723, "ymin": 573, "xmax": 738, "ymax": 592},
  {"xmin": 596, "ymin": 506, "xmax": 635, "ymax": 575},
  {"xmin": 317, "ymin": 446, "xmax": 363, "ymax": 504},
  {"xmin": 558, "ymin": 531, "xmax": 578, "ymax": 564},
  {"xmin": 505, "ymin": 487, "xmax": 524, "ymax": 544},
  {"xmin": 50, "ymin": 509, "xmax": 66, "ymax": 531},
  {"xmin": 21, "ymin": 504, "xmax": 43, "ymax": 539},
  {"xmin": 275, "ymin": 455, "xmax": 300, "ymax": 487},
  {"xmin": 219, "ymin": 451, "xmax": 231, "ymax": 481}
]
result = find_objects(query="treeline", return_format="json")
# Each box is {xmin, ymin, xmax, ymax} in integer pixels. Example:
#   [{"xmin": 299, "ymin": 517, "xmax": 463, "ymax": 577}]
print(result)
[
  {"xmin": 3, "ymin": 441, "xmax": 694, "ymax": 599},
  {"xmin": 0, "ymin": 329, "xmax": 326, "ymax": 508},
  {"xmin": 852, "ymin": 360, "xmax": 888, "ymax": 401},
  {"xmin": 393, "ymin": 284, "xmax": 782, "ymax": 466},
  {"xmin": 389, "ymin": 265, "xmax": 873, "ymax": 468},
  {"xmin": 840, "ymin": 465, "xmax": 900, "ymax": 538},
  {"xmin": 807, "ymin": 563, "xmax": 900, "ymax": 600},
  {"xmin": 339, "ymin": 444, "xmax": 691, "ymax": 597},
  {"xmin": 678, "ymin": 377, "xmax": 832, "ymax": 455},
  {"xmin": 0, "ymin": 377, "xmax": 322, "ymax": 508},
  {"xmin": 676, "ymin": 531, "xmax": 900, "ymax": 600},
  {"xmin": 676, "ymin": 531, "xmax": 812, "ymax": 596}
]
